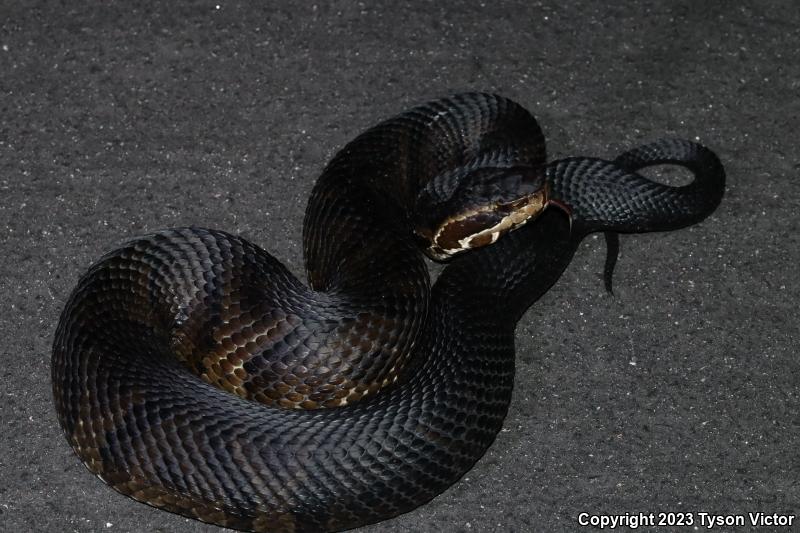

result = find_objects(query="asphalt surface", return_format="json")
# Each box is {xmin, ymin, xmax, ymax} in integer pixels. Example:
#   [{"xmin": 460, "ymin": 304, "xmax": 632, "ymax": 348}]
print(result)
[{"xmin": 1, "ymin": 1, "xmax": 798, "ymax": 532}]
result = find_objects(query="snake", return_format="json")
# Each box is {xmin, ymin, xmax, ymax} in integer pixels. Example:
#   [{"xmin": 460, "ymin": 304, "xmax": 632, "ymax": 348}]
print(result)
[{"xmin": 52, "ymin": 93, "xmax": 725, "ymax": 532}]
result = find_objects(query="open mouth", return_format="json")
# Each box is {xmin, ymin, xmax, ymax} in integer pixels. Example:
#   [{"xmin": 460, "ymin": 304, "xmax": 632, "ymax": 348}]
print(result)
[{"xmin": 428, "ymin": 185, "xmax": 550, "ymax": 260}]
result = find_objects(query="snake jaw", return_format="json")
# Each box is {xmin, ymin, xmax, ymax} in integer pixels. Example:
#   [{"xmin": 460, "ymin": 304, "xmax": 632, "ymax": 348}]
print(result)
[{"xmin": 425, "ymin": 186, "xmax": 549, "ymax": 260}]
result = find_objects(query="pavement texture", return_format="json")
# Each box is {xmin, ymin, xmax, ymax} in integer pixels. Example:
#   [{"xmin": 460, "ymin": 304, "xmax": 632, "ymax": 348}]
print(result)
[{"xmin": 1, "ymin": 1, "xmax": 798, "ymax": 532}]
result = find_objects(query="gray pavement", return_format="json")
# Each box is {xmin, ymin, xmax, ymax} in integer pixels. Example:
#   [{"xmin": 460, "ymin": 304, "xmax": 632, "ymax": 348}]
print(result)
[{"xmin": 1, "ymin": 1, "xmax": 798, "ymax": 532}]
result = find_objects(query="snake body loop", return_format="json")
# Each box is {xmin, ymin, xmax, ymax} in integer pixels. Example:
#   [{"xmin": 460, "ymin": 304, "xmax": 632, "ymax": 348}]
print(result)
[{"xmin": 52, "ymin": 93, "xmax": 724, "ymax": 532}]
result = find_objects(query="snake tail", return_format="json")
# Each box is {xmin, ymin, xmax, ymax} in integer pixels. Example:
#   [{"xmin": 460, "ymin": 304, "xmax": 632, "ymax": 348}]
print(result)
[{"xmin": 546, "ymin": 138, "xmax": 726, "ymax": 235}]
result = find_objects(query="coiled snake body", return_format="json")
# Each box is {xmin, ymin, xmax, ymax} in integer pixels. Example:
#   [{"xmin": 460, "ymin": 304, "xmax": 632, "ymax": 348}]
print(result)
[{"xmin": 52, "ymin": 93, "xmax": 724, "ymax": 532}]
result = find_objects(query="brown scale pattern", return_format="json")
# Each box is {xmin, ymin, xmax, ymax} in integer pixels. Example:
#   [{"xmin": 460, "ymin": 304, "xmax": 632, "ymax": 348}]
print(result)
[{"xmin": 52, "ymin": 93, "xmax": 724, "ymax": 532}]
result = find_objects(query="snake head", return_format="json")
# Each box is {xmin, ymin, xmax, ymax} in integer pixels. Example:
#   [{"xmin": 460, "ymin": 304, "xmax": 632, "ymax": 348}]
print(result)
[{"xmin": 413, "ymin": 165, "xmax": 549, "ymax": 261}]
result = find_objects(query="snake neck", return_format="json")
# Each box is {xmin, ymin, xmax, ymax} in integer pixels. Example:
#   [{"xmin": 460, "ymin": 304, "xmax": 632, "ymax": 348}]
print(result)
[{"xmin": 432, "ymin": 208, "xmax": 579, "ymax": 326}]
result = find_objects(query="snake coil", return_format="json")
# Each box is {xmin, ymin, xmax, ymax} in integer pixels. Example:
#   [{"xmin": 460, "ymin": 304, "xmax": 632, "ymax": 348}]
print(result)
[{"xmin": 52, "ymin": 93, "xmax": 724, "ymax": 532}]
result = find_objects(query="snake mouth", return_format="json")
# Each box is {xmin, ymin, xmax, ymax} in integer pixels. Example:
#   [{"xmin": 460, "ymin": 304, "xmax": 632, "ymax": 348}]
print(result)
[{"xmin": 426, "ymin": 185, "xmax": 550, "ymax": 260}]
